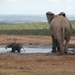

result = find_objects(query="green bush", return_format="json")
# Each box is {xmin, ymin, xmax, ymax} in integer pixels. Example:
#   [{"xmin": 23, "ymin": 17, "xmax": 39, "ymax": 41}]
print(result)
[{"xmin": 0, "ymin": 21, "xmax": 75, "ymax": 36}]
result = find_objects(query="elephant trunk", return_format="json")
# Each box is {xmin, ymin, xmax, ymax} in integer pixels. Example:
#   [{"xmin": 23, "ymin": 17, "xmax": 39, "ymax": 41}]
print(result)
[{"xmin": 5, "ymin": 45, "xmax": 11, "ymax": 49}]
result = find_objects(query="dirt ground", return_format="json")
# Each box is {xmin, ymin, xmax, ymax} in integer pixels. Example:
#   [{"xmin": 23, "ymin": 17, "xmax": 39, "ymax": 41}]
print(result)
[
  {"xmin": 0, "ymin": 35, "xmax": 75, "ymax": 75},
  {"xmin": 0, "ymin": 35, "xmax": 75, "ymax": 46}
]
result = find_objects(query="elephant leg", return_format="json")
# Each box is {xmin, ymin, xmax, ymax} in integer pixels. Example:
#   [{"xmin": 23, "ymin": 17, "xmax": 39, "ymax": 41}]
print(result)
[
  {"xmin": 17, "ymin": 49, "xmax": 20, "ymax": 53},
  {"xmin": 56, "ymin": 39, "xmax": 60, "ymax": 52},
  {"xmin": 64, "ymin": 31, "xmax": 70, "ymax": 54},
  {"xmin": 52, "ymin": 35, "xmax": 57, "ymax": 53},
  {"xmin": 11, "ymin": 48, "xmax": 15, "ymax": 52},
  {"xmin": 57, "ymin": 39, "xmax": 64, "ymax": 54},
  {"xmin": 17, "ymin": 48, "xmax": 21, "ymax": 53},
  {"xmin": 64, "ymin": 39, "xmax": 69, "ymax": 54}
]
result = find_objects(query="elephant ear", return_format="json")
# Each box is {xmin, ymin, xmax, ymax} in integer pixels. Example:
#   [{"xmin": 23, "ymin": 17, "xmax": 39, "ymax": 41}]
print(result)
[
  {"xmin": 59, "ymin": 12, "xmax": 66, "ymax": 17},
  {"xmin": 46, "ymin": 12, "xmax": 54, "ymax": 24}
]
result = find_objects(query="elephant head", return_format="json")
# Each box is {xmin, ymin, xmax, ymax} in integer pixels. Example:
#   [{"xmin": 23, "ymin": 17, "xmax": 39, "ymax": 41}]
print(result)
[
  {"xmin": 5, "ymin": 42, "xmax": 16, "ymax": 49},
  {"xmin": 46, "ymin": 12, "xmax": 66, "ymax": 24}
]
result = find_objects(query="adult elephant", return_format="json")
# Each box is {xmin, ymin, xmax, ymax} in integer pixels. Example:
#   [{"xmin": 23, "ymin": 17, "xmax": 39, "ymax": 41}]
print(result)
[
  {"xmin": 5, "ymin": 42, "xmax": 25, "ymax": 52},
  {"xmin": 46, "ymin": 12, "xmax": 72, "ymax": 54}
]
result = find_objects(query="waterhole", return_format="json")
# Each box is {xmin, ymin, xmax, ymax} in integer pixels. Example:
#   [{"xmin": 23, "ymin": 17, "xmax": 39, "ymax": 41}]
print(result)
[{"xmin": 0, "ymin": 45, "xmax": 75, "ymax": 54}]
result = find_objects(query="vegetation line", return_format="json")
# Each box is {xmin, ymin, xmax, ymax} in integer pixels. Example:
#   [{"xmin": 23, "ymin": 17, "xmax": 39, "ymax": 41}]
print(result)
[{"xmin": 0, "ymin": 22, "xmax": 75, "ymax": 35}]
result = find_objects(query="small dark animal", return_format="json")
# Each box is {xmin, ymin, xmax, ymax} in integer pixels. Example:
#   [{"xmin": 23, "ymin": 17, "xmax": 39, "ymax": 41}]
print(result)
[{"xmin": 5, "ymin": 42, "xmax": 25, "ymax": 53}]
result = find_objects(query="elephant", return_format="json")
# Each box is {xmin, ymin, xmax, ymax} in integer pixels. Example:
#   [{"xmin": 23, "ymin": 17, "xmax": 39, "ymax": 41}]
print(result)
[
  {"xmin": 46, "ymin": 11, "xmax": 72, "ymax": 54},
  {"xmin": 5, "ymin": 42, "xmax": 25, "ymax": 53}
]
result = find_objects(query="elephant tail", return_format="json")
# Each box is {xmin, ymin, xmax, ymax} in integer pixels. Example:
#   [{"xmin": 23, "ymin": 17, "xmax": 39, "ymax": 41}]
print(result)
[
  {"xmin": 62, "ymin": 27, "xmax": 65, "ymax": 42},
  {"xmin": 22, "ymin": 46, "xmax": 25, "ymax": 52}
]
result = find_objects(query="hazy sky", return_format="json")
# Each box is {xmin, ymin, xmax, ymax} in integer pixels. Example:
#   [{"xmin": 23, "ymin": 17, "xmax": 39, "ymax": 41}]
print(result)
[{"xmin": 0, "ymin": 0, "xmax": 75, "ymax": 15}]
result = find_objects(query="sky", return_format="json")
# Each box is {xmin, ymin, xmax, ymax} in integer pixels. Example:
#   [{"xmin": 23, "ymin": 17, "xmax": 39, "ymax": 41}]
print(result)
[{"xmin": 0, "ymin": 0, "xmax": 75, "ymax": 15}]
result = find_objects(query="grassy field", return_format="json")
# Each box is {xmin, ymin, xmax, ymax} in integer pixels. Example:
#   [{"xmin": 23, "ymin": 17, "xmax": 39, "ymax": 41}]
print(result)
[{"xmin": 0, "ymin": 21, "xmax": 75, "ymax": 35}]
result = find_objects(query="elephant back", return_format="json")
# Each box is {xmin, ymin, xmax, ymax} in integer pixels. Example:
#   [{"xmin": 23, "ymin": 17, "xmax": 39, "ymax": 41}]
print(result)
[{"xmin": 16, "ymin": 43, "xmax": 22, "ymax": 48}]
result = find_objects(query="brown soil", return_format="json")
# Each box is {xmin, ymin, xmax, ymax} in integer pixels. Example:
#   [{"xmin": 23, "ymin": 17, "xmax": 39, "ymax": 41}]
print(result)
[
  {"xmin": 0, "ymin": 35, "xmax": 75, "ymax": 75},
  {"xmin": 0, "ymin": 35, "xmax": 75, "ymax": 47}
]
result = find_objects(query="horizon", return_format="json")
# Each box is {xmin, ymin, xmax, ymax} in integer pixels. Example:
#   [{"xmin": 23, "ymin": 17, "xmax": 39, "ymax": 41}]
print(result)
[{"xmin": 0, "ymin": 15, "xmax": 75, "ymax": 23}]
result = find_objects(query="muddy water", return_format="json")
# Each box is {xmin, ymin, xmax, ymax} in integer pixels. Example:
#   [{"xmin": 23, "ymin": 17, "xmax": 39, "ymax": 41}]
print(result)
[
  {"xmin": 0, "ymin": 44, "xmax": 52, "ymax": 53},
  {"xmin": 0, "ymin": 44, "xmax": 75, "ymax": 53}
]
